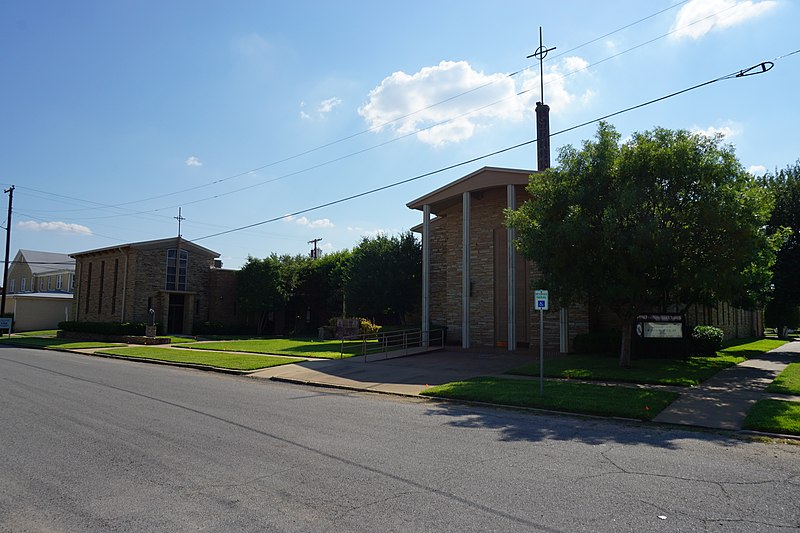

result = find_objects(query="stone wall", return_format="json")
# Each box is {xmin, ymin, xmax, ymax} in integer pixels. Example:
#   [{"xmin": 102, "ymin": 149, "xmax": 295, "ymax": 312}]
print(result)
[
  {"xmin": 73, "ymin": 243, "xmax": 217, "ymax": 334},
  {"xmin": 425, "ymin": 185, "xmax": 590, "ymax": 351}
]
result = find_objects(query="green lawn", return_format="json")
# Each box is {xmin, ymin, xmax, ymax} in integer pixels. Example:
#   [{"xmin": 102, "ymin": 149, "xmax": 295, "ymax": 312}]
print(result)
[
  {"xmin": 9, "ymin": 329, "xmax": 58, "ymax": 337},
  {"xmin": 766, "ymin": 363, "xmax": 800, "ymax": 395},
  {"xmin": 181, "ymin": 337, "xmax": 376, "ymax": 359},
  {"xmin": 98, "ymin": 346, "xmax": 301, "ymax": 371},
  {"xmin": 744, "ymin": 399, "xmax": 800, "ymax": 435},
  {"xmin": 420, "ymin": 377, "xmax": 679, "ymax": 420},
  {"xmin": 0, "ymin": 337, "xmax": 123, "ymax": 350},
  {"xmin": 167, "ymin": 336, "xmax": 197, "ymax": 344},
  {"xmin": 717, "ymin": 338, "xmax": 789, "ymax": 358},
  {"xmin": 508, "ymin": 338, "xmax": 789, "ymax": 387}
]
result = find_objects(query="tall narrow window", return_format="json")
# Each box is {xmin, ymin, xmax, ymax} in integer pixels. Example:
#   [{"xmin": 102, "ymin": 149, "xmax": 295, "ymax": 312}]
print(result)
[
  {"xmin": 47, "ymin": 277, "xmax": 52, "ymax": 290},
  {"xmin": 85, "ymin": 263, "xmax": 92, "ymax": 314},
  {"xmin": 166, "ymin": 249, "xmax": 188, "ymax": 291},
  {"xmin": 20, "ymin": 277, "xmax": 26, "ymax": 292},
  {"xmin": 98, "ymin": 261, "xmax": 105, "ymax": 314},
  {"xmin": 111, "ymin": 259, "xmax": 119, "ymax": 315},
  {"xmin": 9, "ymin": 279, "xmax": 14, "ymax": 293},
  {"xmin": 56, "ymin": 275, "xmax": 62, "ymax": 290}
]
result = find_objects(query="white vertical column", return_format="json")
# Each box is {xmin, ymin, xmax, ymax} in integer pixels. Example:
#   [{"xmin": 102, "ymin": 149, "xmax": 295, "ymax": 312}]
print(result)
[
  {"xmin": 422, "ymin": 204, "xmax": 431, "ymax": 347},
  {"xmin": 462, "ymin": 191, "xmax": 470, "ymax": 349},
  {"xmin": 560, "ymin": 307, "xmax": 569, "ymax": 353},
  {"xmin": 507, "ymin": 184, "xmax": 516, "ymax": 351}
]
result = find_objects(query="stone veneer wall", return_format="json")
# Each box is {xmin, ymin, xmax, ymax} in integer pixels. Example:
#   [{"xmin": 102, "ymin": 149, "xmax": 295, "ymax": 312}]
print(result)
[
  {"xmin": 73, "ymin": 244, "xmax": 216, "ymax": 334},
  {"xmin": 426, "ymin": 185, "xmax": 590, "ymax": 351}
]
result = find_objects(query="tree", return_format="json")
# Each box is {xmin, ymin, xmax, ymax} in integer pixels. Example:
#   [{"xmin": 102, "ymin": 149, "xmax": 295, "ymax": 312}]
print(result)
[
  {"xmin": 295, "ymin": 249, "xmax": 351, "ymax": 328},
  {"xmin": 236, "ymin": 255, "xmax": 289, "ymax": 335},
  {"xmin": 507, "ymin": 123, "xmax": 779, "ymax": 367},
  {"xmin": 764, "ymin": 161, "xmax": 800, "ymax": 338},
  {"xmin": 346, "ymin": 232, "xmax": 421, "ymax": 324}
]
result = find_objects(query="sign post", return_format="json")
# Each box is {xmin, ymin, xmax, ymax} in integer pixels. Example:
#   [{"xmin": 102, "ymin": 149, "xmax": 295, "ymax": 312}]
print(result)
[{"xmin": 534, "ymin": 290, "xmax": 549, "ymax": 395}]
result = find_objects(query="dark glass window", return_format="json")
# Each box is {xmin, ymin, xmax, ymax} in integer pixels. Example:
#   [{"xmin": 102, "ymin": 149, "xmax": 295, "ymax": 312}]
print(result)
[{"xmin": 166, "ymin": 249, "xmax": 188, "ymax": 291}]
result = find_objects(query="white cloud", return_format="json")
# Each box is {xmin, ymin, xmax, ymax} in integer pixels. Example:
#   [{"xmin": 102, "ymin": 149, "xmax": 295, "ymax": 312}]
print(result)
[
  {"xmin": 690, "ymin": 122, "xmax": 741, "ymax": 139},
  {"xmin": 748, "ymin": 164, "xmax": 767, "ymax": 175},
  {"xmin": 670, "ymin": 0, "xmax": 777, "ymax": 40},
  {"xmin": 308, "ymin": 218, "xmax": 334, "ymax": 228},
  {"xmin": 317, "ymin": 97, "xmax": 342, "ymax": 115},
  {"xmin": 185, "ymin": 156, "xmax": 202, "ymax": 167},
  {"xmin": 18, "ymin": 220, "xmax": 92, "ymax": 235},
  {"xmin": 347, "ymin": 226, "xmax": 397, "ymax": 237},
  {"xmin": 300, "ymin": 97, "xmax": 342, "ymax": 121},
  {"xmin": 285, "ymin": 215, "xmax": 334, "ymax": 228},
  {"xmin": 359, "ymin": 58, "xmax": 592, "ymax": 146}
]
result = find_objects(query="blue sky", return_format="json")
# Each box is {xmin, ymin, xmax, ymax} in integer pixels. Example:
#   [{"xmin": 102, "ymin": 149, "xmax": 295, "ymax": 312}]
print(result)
[{"xmin": 1, "ymin": 0, "xmax": 797, "ymax": 269}]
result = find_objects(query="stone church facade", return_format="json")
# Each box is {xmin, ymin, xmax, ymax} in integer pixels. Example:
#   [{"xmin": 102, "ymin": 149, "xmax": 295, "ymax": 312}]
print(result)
[{"xmin": 71, "ymin": 238, "xmax": 223, "ymax": 335}]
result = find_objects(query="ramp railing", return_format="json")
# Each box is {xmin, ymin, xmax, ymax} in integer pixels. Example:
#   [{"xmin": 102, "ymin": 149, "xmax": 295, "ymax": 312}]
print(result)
[{"xmin": 340, "ymin": 328, "xmax": 444, "ymax": 361}]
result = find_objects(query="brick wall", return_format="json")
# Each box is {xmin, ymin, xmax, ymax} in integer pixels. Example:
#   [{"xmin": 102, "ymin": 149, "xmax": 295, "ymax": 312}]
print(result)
[
  {"xmin": 425, "ymin": 185, "xmax": 590, "ymax": 350},
  {"xmin": 73, "ymin": 243, "xmax": 216, "ymax": 334}
]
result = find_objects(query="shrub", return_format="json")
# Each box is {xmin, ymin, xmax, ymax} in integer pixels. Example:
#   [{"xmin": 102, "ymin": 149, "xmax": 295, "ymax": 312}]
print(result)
[
  {"xmin": 573, "ymin": 329, "xmax": 621, "ymax": 354},
  {"xmin": 58, "ymin": 321, "xmax": 151, "ymax": 336},
  {"xmin": 357, "ymin": 317, "xmax": 382, "ymax": 335},
  {"xmin": 192, "ymin": 321, "xmax": 257, "ymax": 336},
  {"xmin": 690, "ymin": 325, "xmax": 724, "ymax": 356}
]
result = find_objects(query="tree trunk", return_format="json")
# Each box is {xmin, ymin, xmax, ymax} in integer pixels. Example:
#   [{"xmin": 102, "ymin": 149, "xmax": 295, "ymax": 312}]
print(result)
[{"xmin": 619, "ymin": 319, "xmax": 633, "ymax": 368}]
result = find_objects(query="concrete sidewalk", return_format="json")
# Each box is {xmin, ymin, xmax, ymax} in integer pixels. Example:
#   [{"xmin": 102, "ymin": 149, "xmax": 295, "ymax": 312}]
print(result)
[
  {"xmin": 653, "ymin": 340, "xmax": 800, "ymax": 430},
  {"xmin": 253, "ymin": 341, "xmax": 800, "ymax": 432},
  {"xmin": 250, "ymin": 350, "xmax": 538, "ymax": 395}
]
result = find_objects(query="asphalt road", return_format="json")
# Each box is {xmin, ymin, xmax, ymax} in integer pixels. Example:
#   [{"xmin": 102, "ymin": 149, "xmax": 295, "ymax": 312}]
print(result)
[{"xmin": 1, "ymin": 346, "xmax": 798, "ymax": 532}]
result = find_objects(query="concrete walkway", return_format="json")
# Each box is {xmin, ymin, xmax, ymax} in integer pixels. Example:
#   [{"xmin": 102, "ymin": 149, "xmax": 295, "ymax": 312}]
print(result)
[
  {"xmin": 254, "ymin": 341, "xmax": 800, "ymax": 432},
  {"xmin": 251, "ymin": 350, "xmax": 537, "ymax": 395},
  {"xmin": 653, "ymin": 340, "xmax": 800, "ymax": 430}
]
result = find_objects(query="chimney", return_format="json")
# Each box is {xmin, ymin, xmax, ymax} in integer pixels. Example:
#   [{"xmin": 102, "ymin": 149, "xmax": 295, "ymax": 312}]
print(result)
[{"xmin": 535, "ymin": 101, "xmax": 551, "ymax": 171}]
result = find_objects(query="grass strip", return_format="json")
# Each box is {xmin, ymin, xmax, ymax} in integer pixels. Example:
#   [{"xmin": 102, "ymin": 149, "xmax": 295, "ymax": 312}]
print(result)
[
  {"xmin": 766, "ymin": 363, "xmax": 800, "ymax": 395},
  {"xmin": 420, "ymin": 377, "xmax": 679, "ymax": 420},
  {"xmin": 184, "ymin": 338, "xmax": 376, "ymax": 359},
  {"xmin": 508, "ymin": 338, "xmax": 789, "ymax": 387},
  {"xmin": 97, "ymin": 346, "xmax": 301, "ymax": 371},
  {"xmin": 717, "ymin": 338, "xmax": 788, "ymax": 357},
  {"xmin": 743, "ymin": 399, "xmax": 800, "ymax": 436},
  {"xmin": 10, "ymin": 330, "xmax": 58, "ymax": 337},
  {"xmin": 0, "ymin": 337, "xmax": 123, "ymax": 350}
]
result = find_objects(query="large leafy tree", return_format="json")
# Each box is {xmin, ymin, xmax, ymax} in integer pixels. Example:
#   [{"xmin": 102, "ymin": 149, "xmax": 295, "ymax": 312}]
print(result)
[
  {"xmin": 236, "ymin": 254, "xmax": 292, "ymax": 335},
  {"xmin": 346, "ymin": 232, "xmax": 421, "ymax": 324},
  {"xmin": 507, "ymin": 123, "xmax": 779, "ymax": 367},
  {"xmin": 295, "ymin": 249, "xmax": 351, "ymax": 328},
  {"xmin": 764, "ymin": 161, "xmax": 800, "ymax": 338}
]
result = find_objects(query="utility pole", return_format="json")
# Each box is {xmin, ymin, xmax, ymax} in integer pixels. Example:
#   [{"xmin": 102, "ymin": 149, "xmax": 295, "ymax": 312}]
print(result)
[
  {"xmin": 308, "ymin": 238, "xmax": 322, "ymax": 259},
  {"xmin": 1, "ymin": 185, "xmax": 14, "ymax": 317}
]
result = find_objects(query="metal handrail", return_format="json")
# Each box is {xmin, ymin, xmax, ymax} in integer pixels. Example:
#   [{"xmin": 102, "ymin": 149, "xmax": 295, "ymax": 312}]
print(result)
[{"xmin": 339, "ymin": 328, "xmax": 444, "ymax": 361}]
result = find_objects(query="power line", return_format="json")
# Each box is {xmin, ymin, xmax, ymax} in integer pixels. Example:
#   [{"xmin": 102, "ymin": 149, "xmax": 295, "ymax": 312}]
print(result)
[
  {"xmin": 12, "ymin": 2, "xmax": 695, "ymax": 217},
  {"xmin": 191, "ymin": 58, "xmax": 776, "ymax": 242}
]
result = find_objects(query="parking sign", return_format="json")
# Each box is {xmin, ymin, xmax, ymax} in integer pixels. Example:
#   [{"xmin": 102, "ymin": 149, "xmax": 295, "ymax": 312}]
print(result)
[{"xmin": 534, "ymin": 289, "xmax": 549, "ymax": 311}]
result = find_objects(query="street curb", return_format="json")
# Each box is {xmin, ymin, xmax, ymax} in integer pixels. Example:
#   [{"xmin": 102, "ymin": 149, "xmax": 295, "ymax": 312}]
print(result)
[
  {"xmin": 6, "ymin": 344, "xmax": 256, "ymax": 376},
  {"xmin": 267, "ymin": 375, "xmax": 646, "ymax": 423},
  {"xmin": 267, "ymin": 375, "xmax": 800, "ymax": 442}
]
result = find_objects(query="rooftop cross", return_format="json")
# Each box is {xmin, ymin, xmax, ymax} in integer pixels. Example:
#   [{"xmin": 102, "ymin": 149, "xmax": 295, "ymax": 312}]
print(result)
[
  {"xmin": 527, "ymin": 26, "xmax": 556, "ymax": 104},
  {"xmin": 174, "ymin": 207, "xmax": 186, "ymax": 238}
]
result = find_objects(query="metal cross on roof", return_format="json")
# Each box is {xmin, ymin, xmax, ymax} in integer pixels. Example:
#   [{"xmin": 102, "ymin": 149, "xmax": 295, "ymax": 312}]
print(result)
[
  {"xmin": 174, "ymin": 207, "xmax": 186, "ymax": 238},
  {"xmin": 527, "ymin": 26, "xmax": 556, "ymax": 104}
]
